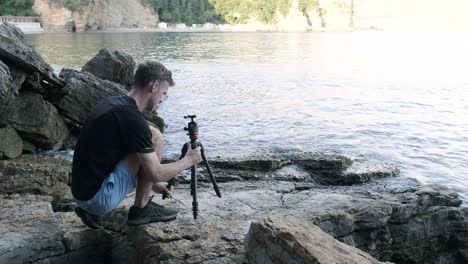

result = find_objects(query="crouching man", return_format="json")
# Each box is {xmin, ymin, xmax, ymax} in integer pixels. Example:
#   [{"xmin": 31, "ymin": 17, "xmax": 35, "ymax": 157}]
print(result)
[{"xmin": 72, "ymin": 60, "xmax": 202, "ymax": 228}]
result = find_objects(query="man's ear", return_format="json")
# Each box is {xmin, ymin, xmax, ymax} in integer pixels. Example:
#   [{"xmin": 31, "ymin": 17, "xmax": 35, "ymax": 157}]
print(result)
[{"xmin": 150, "ymin": 80, "xmax": 159, "ymax": 93}]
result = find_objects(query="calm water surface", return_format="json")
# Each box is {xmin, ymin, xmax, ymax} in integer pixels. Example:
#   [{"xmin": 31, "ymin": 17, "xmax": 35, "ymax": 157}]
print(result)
[{"xmin": 29, "ymin": 32, "xmax": 468, "ymax": 200}]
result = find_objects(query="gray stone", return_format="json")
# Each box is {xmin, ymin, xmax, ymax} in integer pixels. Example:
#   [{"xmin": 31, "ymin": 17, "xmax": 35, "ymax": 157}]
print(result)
[
  {"xmin": 82, "ymin": 49, "xmax": 135, "ymax": 90},
  {"xmin": 0, "ymin": 194, "xmax": 135, "ymax": 264},
  {"xmin": 54, "ymin": 68, "xmax": 128, "ymax": 124},
  {"xmin": 0, "ymin": 154, "xmax": 466, "ymax": 264},
  {"xmin": 0, "ymin": 126, "xmax": 23, "ymax": 159},
  {"xmin": 8, "ymin": 92, "xmax": 68, "ymax": 148},
  {"xmin": 0, "ymin": 195, "xmax": 64, "ymax": 263},
  {"xmin": 244, "ymin": 216, "xmax": 390, "ymax": 264},
  {"xmin": 0, "ymin": 22, "xmax": 64, "ymax": 89},
  {"xmin": 0, "ymin": 60, "xmax": 12, "ymax": 127},
  {"xmin": 53, "ymin": 68, "xmax": 165, "ymax": 130},
  {"xmin": 21, "ymin": 139, "xmax": 37, "ymax": 154},
  {"xmin": 8, "ymin": 65, "xmax": 27, "ymax": 95},
  {"xmin": 0, "ymin": 154, "xmax": 71, "ymax": 210},
  {"xmin": 144, "ymin": 112, "xmax": 165, "ymax": 133}
]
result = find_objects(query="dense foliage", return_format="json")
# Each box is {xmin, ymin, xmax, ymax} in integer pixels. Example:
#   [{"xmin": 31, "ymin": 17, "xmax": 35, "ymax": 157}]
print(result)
[
  {"xmin": 0, "ymin": 0, "xmax": 38, "ymax": 16},
  {"xmin": 0, "ymin": 0, "xmax": 320, "ymax": 24},
  {"xmin": 144, "ymin": 0, "xmax": 224, "ymax": 24},
  {"xmin": 145, "ymin": 0, "xmax": 319, "ymax": 25},
  {"xmin": 63, "ymin": 0, "xmax": 91, "ymax": 11}
]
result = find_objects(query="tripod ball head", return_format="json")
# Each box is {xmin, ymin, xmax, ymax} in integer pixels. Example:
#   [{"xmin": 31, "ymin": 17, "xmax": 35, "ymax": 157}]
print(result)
[{"xmin": 184, "ymin": 115, "xmax": 199, "ymax": 143}]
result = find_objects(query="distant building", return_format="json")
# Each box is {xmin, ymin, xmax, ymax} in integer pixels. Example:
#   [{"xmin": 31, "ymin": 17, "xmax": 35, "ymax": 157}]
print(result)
[
  {"xmin": 204, "ymin": 23, "xmax": 215, "ymax": 29},
  {"xmin": 175, "ymin": 23, "xmax": 187, "ymax": 29},
  {"xmin": 0, "ymin": 16, "xmax": 43, "ymax": 32},
  {"xmin": 158, "ymin": 22, "xmax": 167, "ymax": 29}
]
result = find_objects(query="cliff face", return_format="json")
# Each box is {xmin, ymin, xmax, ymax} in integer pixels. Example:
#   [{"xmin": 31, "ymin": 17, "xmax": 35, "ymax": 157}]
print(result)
[
  {"xmin": 236, "ymin": 0, "xmax": 352, "ymax": 32},
  {"xmin": 33, "ymin": 0, "xmax": 158, "ymax": 32}
]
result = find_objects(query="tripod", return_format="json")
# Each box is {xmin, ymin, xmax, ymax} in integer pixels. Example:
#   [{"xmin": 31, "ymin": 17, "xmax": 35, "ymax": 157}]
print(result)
[{"xmin": 163, "ymin": 115, "xmax": 221, "ymax": 219}]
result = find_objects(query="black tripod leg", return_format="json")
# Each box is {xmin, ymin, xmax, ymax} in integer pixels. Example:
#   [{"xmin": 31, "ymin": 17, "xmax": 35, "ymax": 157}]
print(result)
[
  {"xmin": 199, "ymin": 143, "xmax": 222, "ymax": 198},
  {"xmin": 191, "ymin": 165, "xmax": 198, "ymax": 219}
]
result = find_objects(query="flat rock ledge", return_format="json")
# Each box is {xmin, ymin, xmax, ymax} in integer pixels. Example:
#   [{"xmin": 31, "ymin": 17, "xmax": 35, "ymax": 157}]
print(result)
[{"xmin": 0, "ymin": 154, "xmax": 467, "ymax": 264}]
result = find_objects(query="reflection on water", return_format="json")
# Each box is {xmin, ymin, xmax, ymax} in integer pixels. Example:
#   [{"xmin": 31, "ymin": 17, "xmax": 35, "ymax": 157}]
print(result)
[{"xmin": 30, "ymin": 32, "xmax": 468, "ymax": 201}]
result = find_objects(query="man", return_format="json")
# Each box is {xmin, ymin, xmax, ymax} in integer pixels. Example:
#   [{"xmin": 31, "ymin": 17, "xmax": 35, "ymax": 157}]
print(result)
[{"xmin": 72, "ymin": 61, "xmax": 202, "ymax": 229}]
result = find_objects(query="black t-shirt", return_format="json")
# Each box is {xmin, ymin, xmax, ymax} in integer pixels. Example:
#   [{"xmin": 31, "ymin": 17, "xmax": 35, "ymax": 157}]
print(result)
[{"xmin": 72, "ymin": 96, "xmax": 154, "ymax": 200}]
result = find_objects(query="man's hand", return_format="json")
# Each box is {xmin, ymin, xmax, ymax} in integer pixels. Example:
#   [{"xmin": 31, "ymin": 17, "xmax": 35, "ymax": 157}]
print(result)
[
  {"xmin": 152, "ymin": 182, "xmax": 173, "ymax": 198},
  {"xmin": 185, "ymin": 143, "xmax": 202, "ymax": 166}
]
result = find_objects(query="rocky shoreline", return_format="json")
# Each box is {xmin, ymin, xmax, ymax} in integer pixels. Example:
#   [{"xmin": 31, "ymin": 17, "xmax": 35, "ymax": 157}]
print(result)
[{"xmin": 1, "ymin": 22, "xmax": 467, "ymax": 263}]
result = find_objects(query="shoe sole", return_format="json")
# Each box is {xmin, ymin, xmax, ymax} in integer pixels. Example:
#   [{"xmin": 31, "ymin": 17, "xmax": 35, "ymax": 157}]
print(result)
[
  {"xmin": 126, "ymin": 214, "xmax": 177, "ymax": 226},
  {"xmin": 75, "ymin": 207, "xmax": 104, "ymax": 229}
]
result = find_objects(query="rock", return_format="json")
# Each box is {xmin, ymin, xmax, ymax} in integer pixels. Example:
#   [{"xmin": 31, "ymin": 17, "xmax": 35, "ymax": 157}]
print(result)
[
  {"xmin": 63, "ymin": 133, "xmax": 78, "ymax": 150},
  {"xmin": 82, "ymin": 49, "xmax": 135, "ymax": 90},
  {"xmin": 292, "ymin": 153, "xmax": 399, "ymax": 185},
  {"xmin": 0, "ymin": 154, "xmax": 71, "ymax": 210},
  {"xmin": 210, "ymin": 156, "xmax": 288, "ymax": 171},
  {"xmin": 0, "ymin": 194, "xmax": 64, "ymax": 263},
  {"xmin": 0, "ymin": 126, "xmax": 23, "ymax": 159},
  {"xmin": 244, "ymin": 216, "xmax": 390, "ymax": 264},
  {"xmin": 21, "ymin": 139, "xmax": 37, "ymax": 154},
  {"xmin": 53, "ymin": 68, "xmax": 165, "ymax": 130},
  {"xmin": 8, "ymin": 92, "xmax": 68, "ymax": 148},
  {"xmin": 0, "ymin": 60, "xmax": 13, "ymax": 127},
  {"xmin": 170, "ymin": 153, "xmax": 398, "ymax": 184},
  {"xmin": 144, "ymin": 112, "xmax": 165, "ymax": 133},
  {"xmin": 0, "ymin": 22, "xmax": 64, "ymax": 89},
  {"xmin": 8, "ymin": 65, "xmax": 27, "ymax": 95},
  {"xmin": 97, "ymin": 176, "xmax": 467, "ymax": 264},
  {"xmin": 0, "ymin": 154, "xmax": 466, "ymax": 263},
  {"xmin": 53, "ymin": 68, "xmax": 128, "ymax": 124},
  {"xmin": 0, "ymin": 194, "xmax": 135, "ymax": 264}
]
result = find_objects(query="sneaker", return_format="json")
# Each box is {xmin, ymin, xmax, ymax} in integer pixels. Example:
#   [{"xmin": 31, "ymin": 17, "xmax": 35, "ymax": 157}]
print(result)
[
  {"xmin": 75, "ymin": 207, "xmax": 104, "ymax": 229},
  {"xmin": 127, "ymin": 196, "xmax": 178, "ymax": 226}
]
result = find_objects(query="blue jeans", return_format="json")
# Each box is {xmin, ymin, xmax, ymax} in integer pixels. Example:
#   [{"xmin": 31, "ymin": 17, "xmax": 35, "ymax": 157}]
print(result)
[{"xmin": 75, "ymin": 161, "xmax": 136, "ymax": 216}]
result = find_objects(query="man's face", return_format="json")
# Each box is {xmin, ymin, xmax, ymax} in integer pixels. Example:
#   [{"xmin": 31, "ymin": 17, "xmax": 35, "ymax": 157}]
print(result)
[{"xmin": 148, "ymin": 80, "xmax": 169, "ymax": 112}]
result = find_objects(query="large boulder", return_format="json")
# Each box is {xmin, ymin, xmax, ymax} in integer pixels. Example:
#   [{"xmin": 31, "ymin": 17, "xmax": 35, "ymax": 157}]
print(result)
[
  {"xmin": 8, "ymin": 65, "xmax": 27, "ymax": 95},
  {"xmin": 52, "ymin": 68, "xmax": 164, "ymax": 131},
  {"xmin": 7, "ymin": 92, "xmax": 68, "ymax": 149},
  {"xmin": 53, "ymin": 68, "xmax": 128, "ymax": 124},
  {"xmin": 0, "ymin": 60, "xmax": 12, "ymax": 127},
  {"xmin": 244, "ymin": 216, "xmax": 390, "ymax": 264},
  {"xmin": 0, "ymin": 60, "xmax": 12, "ymax": 102},
  {"xmin": 0, "ymin": 22, "xmax": 64, "ymax": 89},
  {"xmin": 0, "ymin": 126, "xmax": 23, "ymax": 159},
  {"xmin": 82, "ymin": 49, "xmax": 135, "ymax": 90}
]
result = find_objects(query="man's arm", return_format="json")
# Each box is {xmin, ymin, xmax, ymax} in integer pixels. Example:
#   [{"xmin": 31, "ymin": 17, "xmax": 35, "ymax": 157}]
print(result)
[{"xmin": 136, "ymin": 145, "xmax": 202, "ymax": 183}]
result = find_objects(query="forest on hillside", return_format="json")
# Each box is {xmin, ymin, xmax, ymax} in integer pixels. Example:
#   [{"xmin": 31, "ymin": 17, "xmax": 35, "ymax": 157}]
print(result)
[
  {"xmin": 0, "ymin": 0, "xmax": 319, "ymax": 25},
  {"xmin": 0, "ymin": 0, "xmax": 38, "ymax": 16},
  {"xmin": 145, "ymin": 0, "xmax": 318, "ymax": 24}
]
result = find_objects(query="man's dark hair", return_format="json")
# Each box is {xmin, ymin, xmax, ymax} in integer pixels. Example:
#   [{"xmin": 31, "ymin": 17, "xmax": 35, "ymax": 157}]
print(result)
[{"xmin": 134, "ymin": 61, "xmax": 175, "ymax": 88}]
